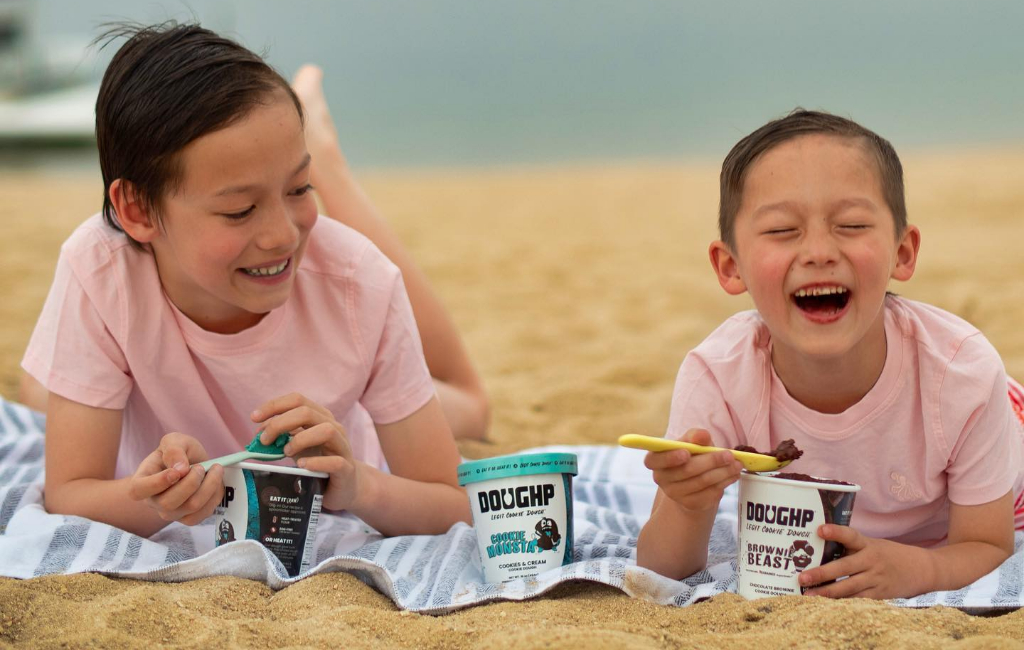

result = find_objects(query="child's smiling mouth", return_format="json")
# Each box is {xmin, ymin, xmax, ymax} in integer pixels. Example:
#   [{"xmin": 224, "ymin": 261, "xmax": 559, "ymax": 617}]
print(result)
[
  {"xmin": 241, "ymin": 258, "xmax": 291, "ymax": 278},
  {"xmin": 791, "ymin": 284, "xmax": 850, "ymax": 321}
]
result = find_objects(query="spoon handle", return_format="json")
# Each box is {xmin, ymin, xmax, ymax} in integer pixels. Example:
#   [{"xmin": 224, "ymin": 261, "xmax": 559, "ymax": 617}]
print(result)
[
  {"xmin": 617, "ymin": 434, "xmax": 718, "ymax": 455},
  {"xmin": 617, "ymin": 434, "xmax": 787, "ymax": 473},
  {"xmin": 198, "ymin": 451, "xmax": 285, "ymax": 471}
]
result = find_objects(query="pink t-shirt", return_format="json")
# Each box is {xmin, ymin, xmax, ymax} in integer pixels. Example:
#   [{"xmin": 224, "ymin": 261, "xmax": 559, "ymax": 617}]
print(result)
[
  {"xmin": 23, "ymin": 214, "xmax": 436, "ymax": 479},
  {"xmin": 667, "ymin": 296, "xmax": 1024, "ymax": 546}
]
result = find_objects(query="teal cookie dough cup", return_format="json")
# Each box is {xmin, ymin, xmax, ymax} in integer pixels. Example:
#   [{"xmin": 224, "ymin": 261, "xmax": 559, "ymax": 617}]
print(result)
[
  {"xmin": 458, "ymin": 453, "xmax": 578, "ymax": 583},
  {"xmin": 213, "ymin": 461, "xmax": 328, "ymax": 577},
  {"xmin": 737, "ymin": 471, "xmax": 860, "ymax": 599}
]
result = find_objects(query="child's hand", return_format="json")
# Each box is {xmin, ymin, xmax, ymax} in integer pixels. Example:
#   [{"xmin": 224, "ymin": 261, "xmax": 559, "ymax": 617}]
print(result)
[
  {"xmin": 128, "ymin": 432, "xmax": 225, "ymax": 525},
  {"xmin": 645, "ymin": 428, "xmax": 743, "ymax": 513},
  {"xmin": 798, "ymin": 524, "xmax": 925, "ymax": 599},
  {"xmin": 252, "ymin": 393, "xmax": 359, "ymax": 511}
]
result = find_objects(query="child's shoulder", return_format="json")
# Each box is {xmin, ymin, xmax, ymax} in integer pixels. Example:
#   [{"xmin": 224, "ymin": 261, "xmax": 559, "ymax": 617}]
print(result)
[
  {"xmin": 690, "ymin": 309, "xmax": 770, "ymax": 364},
  {"xmin": 63, "ymin": 213, "xmax": 128, "ymax": 249},
  {"xmin": 300, "ymin": 216, "xmax": 398, "ymax": 283},
  {"xmin": 888, "ymin": 295, "xmax": 986, "ymax": 350},
  {"xmin": 888, "ymin": 295, "xmax": 1002, "ymax": 370},
  {"xmin": 60, "ymin": 213, "xmax": 143, "ymax": 276}
]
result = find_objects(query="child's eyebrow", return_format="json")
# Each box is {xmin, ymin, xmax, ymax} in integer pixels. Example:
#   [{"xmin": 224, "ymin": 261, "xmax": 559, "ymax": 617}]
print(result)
[
  {"xmin": 751, "ymin": 197, "xmax": 877, "ymax": 219},
  {"xmin": 751, "ymin": 201, "xmax": 799, "ymax": 219},
  {"xmin": 213, "ymin": 154, "xmax": 312, "ymax": 196},
  {"xmin": 829, "ymin": 197, "xmax": 878, "ymax": 213},
  {"xmin": 292, "ymin": 153, "xmax": 312, "ymax": 177}
]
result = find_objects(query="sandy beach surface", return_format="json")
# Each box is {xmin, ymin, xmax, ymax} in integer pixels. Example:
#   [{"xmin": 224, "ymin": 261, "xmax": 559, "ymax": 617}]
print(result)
[{"xmin": 2, "ymin": 151, "xmax": 1024, "ymax": 648}]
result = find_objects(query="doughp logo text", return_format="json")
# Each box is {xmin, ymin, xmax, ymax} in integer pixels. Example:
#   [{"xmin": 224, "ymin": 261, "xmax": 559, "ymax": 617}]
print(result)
[
  {"xmin": 218, "ymin": 486, "xmax": 235, "ymax": 509},
  {"xmin": 478, "ymin": 483, "xmax": 555, "ymax": 513},
  {"xmin": 746, "ymin": 501, "xmax": 814, "ymax": 528}
]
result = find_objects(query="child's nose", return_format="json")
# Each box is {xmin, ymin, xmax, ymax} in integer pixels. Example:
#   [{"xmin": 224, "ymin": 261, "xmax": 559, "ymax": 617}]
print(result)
[
  {"xmin": 799, "ymin": 228, "xmax": 839, "ymax": 266},
  {"xmin": 255, "ymin": 202, "xmax": 300, "ymax": 251}
]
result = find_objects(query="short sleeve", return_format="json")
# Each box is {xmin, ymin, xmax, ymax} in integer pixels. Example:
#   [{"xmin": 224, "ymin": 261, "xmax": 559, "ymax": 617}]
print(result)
[
  {"xmin": 666, "ymin": 352, "xmax": 746, "ymax": 449},
  {"xmin": 20, "ymin": 249, "xmax": 132, "ymax": 409},
  {"xmin": 942, "ymin": 334, "xmax": 1021, "ymax": 505},
  {"xmin": 357, "ymin": 264, "xmax": 435, "ymax": 425}
]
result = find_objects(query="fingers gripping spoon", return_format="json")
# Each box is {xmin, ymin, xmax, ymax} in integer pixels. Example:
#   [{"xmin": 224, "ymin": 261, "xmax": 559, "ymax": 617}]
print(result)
[
  {"xmin": 199, "ymin": 432, "xmax": 292, "ymax": 471},
  {"xmin": 617, "ymin": 434, "xmax": 792, "ymax": 472}
]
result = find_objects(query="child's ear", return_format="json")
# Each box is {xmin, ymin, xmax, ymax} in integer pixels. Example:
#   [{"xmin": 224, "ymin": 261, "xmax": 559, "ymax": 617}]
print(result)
[
  {"xmin": 108, "ymin": 179, "xmax": 160, "ymax": 243},
  {"xmin": 709, "ymin": 240, "xmax": 747, "ymax": 295},
  {"xmin": 891, "ymin": 224, "xmax": 921, "ymax": 282}
]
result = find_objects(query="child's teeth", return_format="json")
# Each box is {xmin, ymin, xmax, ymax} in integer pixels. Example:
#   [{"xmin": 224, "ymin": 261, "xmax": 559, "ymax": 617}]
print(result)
[
  {"xmin": 794, "ymin": 286, "xmax": 847, "ymax": 297},
  {"xmin": 245, "ymin": 261, "xmax": 287, "ymax": 276}
]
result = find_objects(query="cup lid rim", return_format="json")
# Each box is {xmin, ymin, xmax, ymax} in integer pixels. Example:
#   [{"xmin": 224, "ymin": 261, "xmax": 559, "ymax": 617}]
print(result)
[
  {"xmin": 741, "ymin": 471, "xmax": 861, "ymax": 492},
  {"xmin": 232, "ymin": 461, "xmax": 329, "ymax": 478},
  {"xmin": 458, "ymin": 452, "xmax": 578, "ymax": 485}
]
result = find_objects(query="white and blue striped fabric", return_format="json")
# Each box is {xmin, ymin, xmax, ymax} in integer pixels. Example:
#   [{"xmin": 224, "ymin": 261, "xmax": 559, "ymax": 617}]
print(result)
[{"xmin": 0, "ymin": 396, "xmax": 1020, "ymax": 614}]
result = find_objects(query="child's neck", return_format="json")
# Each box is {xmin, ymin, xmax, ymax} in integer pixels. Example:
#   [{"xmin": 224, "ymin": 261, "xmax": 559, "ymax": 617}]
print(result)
[{"xmin": 770, "ymin": 318, "xmax": 888, "ymax": 415}]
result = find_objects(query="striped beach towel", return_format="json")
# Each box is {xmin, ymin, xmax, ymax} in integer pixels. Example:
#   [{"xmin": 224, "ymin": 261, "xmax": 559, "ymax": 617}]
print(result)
[{"xmin": 0, "ymin": 396, "xmax": 1020, "ymax": 614}]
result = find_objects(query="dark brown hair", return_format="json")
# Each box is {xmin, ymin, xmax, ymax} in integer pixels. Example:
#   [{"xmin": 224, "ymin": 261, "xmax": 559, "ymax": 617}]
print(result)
[
  {"xmin": 718, "ymin": 109, "xmax": 906, "ymax": 250},
  {"xmin": 95, "ymin": 22, "xmax": 303, "ymax": 248}
]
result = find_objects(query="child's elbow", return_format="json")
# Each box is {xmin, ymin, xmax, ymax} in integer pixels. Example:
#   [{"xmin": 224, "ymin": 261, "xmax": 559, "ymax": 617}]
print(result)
[
  {"xmin": 636, "ymin": 532, "xmax": 707, "ymax": 580},
  {"xmin": 429, "ymin": 485, "xmax": 473, "ymax": 533},
  {"xmin": 43, "ymin": 482, "xmax": 76, "ymax": 517},
  {"xmin": 43, "ymin": 492, "xmax": 64, "ymax": 516},
  {"xmin": 454, "ymin": 493, "xmax": 473, "ymax": 526},
  {"xmin": 989, "ymin": 522, "xmax": 1017, "ymax": 559},
  {"xmin": 637, "ymin": 549, "xmax": 707, "ymax": 581},
  {"xmin": 995, "ymin": 536, "xmax": 1016, "ymax": 559}
]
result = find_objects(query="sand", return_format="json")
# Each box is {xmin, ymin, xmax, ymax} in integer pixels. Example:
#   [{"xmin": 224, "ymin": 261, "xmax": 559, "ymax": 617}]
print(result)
[{"xmin": 2, "ymin": 151, "xmax": 1024, "ymax": 649}]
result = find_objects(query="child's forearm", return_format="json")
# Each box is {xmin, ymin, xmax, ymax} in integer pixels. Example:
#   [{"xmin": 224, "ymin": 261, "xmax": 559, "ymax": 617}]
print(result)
[
  {"xmin": 344, "ymin": 462, "xmax": 472, "ymax": 536},
  {"xmin": 45, "ymin": 477, "xmax": 169, "ymax": 537},
  {"xmin": 915, "ymin": 540, "xmax": 1014, "ymax": 594},
  {"xmin": 637, "ymin": 493, "xmax": 718, "ymax": 580}
]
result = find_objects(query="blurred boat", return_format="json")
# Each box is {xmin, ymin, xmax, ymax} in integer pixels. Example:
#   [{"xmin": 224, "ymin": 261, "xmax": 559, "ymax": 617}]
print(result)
[
  {"xmin": 0, "ymin": 81, "xmax": 96, "ymax": 142},
  {"xmin": 0, "ymin": 0, "xmax": 97, "ymax": 143}
]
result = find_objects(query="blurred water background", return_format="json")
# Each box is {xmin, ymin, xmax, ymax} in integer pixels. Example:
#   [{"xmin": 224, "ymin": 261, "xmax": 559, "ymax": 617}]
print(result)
[{"xmin": 2, "ymin": 0, "xmax": 1023, "ymax": 170}]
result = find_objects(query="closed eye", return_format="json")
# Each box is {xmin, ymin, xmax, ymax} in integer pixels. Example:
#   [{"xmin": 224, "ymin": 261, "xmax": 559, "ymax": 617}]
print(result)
[
  {"xmin": 763, "ymin": 228, "xmax": 796, "ymax": 235},
  {"xmin": 222, "ymin": 205, "xmax": 256, "ymax": 220},
  {"xmin": 291, "ymin": 183, "xmax": 314, "ymax": 197}
]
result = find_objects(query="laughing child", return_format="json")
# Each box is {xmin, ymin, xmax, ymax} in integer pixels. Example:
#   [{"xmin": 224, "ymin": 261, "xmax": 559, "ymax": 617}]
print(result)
[
  {"xmin": 20, "ymin": 23, "xmax": 471, "ymax": 538},
  {"xmin": 636, "ymin": 110, "xmax": 1024, "ymax": 599}
]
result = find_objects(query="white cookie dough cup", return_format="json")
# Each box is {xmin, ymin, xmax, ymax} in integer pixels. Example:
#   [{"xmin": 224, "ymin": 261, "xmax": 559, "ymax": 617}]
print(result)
[
  {"xmin": 458, "ymin": 453, "xmax": 578, "ymax": 584},
  {"xmin": 737, "ymin": 471, "xmax": 860, "ymax": 599}
]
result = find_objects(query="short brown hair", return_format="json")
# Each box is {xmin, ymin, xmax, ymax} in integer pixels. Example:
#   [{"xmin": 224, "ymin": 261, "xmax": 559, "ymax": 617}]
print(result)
[
  {"xmin": 718, "ymin": 109, "xmax": 906, "ymax": 249},
  {"xmin": 95, "ymin": 22, "xmax": 303, "ymax": 249}
]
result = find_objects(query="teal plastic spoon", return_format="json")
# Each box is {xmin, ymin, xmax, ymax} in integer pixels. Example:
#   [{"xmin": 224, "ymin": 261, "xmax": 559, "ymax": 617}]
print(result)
[{"xmin": 199, "ymin": 431, "xmax": 292, "ymax": 471}]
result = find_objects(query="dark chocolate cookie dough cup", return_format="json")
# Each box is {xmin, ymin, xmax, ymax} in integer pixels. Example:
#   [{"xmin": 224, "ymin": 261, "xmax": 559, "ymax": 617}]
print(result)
[
  {"xmin": 737, "ymin": 471, "xmax": 860, "ymax": 599},
  {"xmin": 213, "ymin": 462, "xmax": 328, "ymax": 577}
]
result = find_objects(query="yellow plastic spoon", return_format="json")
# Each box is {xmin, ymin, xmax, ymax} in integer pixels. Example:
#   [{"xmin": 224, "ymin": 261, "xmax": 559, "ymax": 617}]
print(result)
[{"xmin": 617, "ymin": 434, "xmax": 792, "ymax": 473}]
